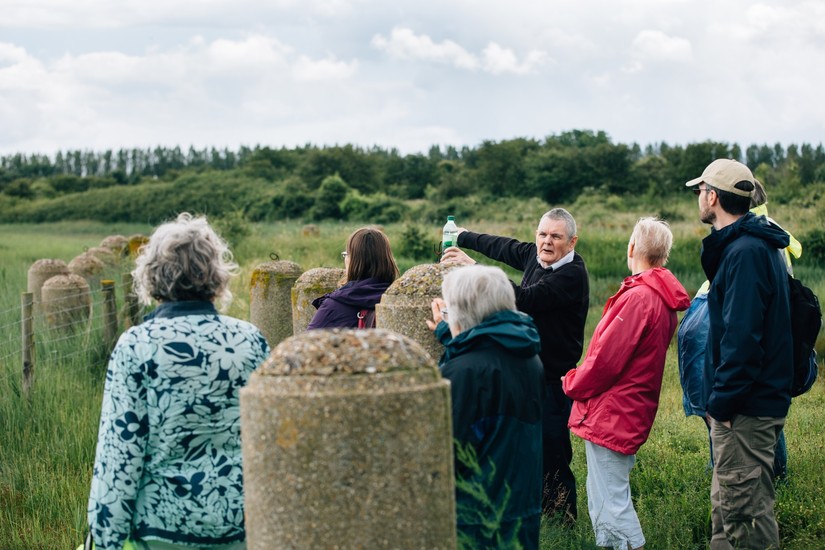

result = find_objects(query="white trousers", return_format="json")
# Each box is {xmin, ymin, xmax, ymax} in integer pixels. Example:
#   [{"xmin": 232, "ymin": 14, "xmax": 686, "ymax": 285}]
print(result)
[{"xmin": 585, "ymin": 440, "xmax": 645, "ymax": 550}]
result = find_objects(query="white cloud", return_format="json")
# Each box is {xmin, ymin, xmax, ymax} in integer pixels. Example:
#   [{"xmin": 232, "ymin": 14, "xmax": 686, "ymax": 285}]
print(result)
[
  {"xmin": 630, "ymin": 30, "xmax": 693, "ymax": 63},
  {"xmin": 292, "ymin": 55, "xmax": 358, "ymax": 81},
  {"xmin": 481, "ymin": 43, "xmax": 548, "ymax": 75},
  {"xmin": 372, "ymin": 27, "xmax": 479, "ymax": 70},
  {"xmin": 206, "ymin": 35, "xmax": 292, "ymax": 74},
  {"xmin": 372, "ymin": 27, "xmax": 549, "ymax": 75},
  {"xmin": 0, "ymin": 33, "xmax": 364, "ymax": 152},
  {"xmin": 0, "ymin": 0, "xmax": 357, "ymax": 29},
  {"xmin": 1, "ymin": 0, "xmax": 825, "ymax": 155}
]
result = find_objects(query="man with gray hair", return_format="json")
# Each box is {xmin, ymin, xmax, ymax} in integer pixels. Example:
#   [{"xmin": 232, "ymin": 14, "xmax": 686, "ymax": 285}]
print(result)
[
  {"xmin": 426, "ymin": 265, "xmax": 544, "ymax": 549},
  {"xmin": 441, "ymin": 208, "xmax": 590, "ymax": 524}
]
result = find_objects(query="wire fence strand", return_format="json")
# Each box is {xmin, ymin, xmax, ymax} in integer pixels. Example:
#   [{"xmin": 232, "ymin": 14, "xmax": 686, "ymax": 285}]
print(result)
[{"xmin": 1, "ymin": 283, "xmax": 125, "ymax": 390}]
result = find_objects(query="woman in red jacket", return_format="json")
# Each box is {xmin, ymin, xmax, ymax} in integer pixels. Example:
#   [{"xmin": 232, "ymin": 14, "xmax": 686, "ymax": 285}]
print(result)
[{"xmin": 562, "ymin": 217, "xmax": 689, "ymax": 550}]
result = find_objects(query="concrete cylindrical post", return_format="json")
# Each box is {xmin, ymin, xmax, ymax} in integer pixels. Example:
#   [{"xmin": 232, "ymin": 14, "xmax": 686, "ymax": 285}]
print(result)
[
  {"xmin": 126, "ymin": 234, "xmax": 149, "ymax": 259},
  {"xmin": 27, "ymin": 259, "xmax": 69, "ymax": 306},
  {"xmin": 376, "ymin": 263, "xmax": 459, "ymax": 359},
  {"xmin": 290, "ymin": 267, "xmax": 345, "ymax": 335},
  {"xmin": 41, "ymin": 274, "xmax": 91, "ymax": 332},
  {"xmin": 68, "ymin": 252, "xmax": 106, "ymax": 289},
  {"xmin": 85, "ymin": 246, "xmax": 118, "ymax": 267},
  {"xmin": 249, "ymin": 260, "xmax": 303, "ymax": 348},
  {"xmin": 241, "ymin": 329, "xmax": 456, "ymax": 550},
  {"xmin": 100, "ymin": 235, "xmax": 128, "ymax": 256}
]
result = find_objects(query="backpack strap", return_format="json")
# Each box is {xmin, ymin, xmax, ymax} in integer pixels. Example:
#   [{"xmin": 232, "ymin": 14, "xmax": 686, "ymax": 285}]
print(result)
[{"xmin": 357, "ymin": 309, "xmax": 376, "ymax": 329}]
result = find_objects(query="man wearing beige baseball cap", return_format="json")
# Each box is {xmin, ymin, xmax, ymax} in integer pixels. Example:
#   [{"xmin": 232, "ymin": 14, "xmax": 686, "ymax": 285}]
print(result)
[{"xmin": 686, "ymin": 158, "xmax": 792, "ymax": 549}]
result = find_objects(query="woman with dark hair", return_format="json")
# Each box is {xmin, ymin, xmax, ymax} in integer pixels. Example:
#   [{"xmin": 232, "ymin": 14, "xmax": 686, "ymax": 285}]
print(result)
[
  {"xmin": 307, "ymin": 227, "xmax": 399, "ymax": 329},
  {"xmin": 88, "ymin": 213, "xmax": 270, "ymax": 550}
]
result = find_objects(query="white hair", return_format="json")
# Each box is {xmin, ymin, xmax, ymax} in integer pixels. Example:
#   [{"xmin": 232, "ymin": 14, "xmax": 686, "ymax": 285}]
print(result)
[
  {"xmin": 441, "ymin": 265, "xmax": 516, "ymax": 334},
  {"xmin": 629, "ymin": 217, "xmax": 673, "ymax": 268},
  {"xmin": 540, "ymin": 207, "xmax": 577, "ymax": 239}
]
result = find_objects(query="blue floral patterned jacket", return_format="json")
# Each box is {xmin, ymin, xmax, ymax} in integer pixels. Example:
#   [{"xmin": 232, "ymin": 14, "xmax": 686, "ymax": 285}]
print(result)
[{"xmin": 88, "ymin": 301, "xmax": 270, "ymax": 549}]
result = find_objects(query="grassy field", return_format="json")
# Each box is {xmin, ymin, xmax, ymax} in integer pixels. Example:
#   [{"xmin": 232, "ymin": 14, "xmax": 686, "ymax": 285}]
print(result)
[{"xmin": 0, "ymin": 196, "xmax": 823, "ymax": 548}]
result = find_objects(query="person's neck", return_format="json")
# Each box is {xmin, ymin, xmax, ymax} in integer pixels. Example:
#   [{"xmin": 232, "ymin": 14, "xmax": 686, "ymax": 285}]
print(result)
[
  {"xmin": 712, "ymin": 210, "xmax": 744, "ymax": 231},
  {"xmin": 630, "ymin": 259, "xmax": 653, "ymax": 276}
]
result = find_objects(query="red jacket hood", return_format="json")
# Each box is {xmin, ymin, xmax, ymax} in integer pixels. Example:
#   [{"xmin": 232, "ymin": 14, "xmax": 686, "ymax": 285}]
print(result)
[{"xmin": 603, "ymin": 267, "xmax": 690, "ymax": 316}]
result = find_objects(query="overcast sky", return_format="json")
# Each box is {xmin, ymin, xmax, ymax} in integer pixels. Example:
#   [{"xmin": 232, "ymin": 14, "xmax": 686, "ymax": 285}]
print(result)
[{"xmin": 1, "ymin": 0, "xmax": 823, "ymax": 157}]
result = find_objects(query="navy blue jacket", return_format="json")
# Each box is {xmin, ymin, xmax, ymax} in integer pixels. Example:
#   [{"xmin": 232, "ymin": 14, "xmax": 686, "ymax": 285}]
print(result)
[
  {"xmin": 436, "ymin": 310, "xmax": 545, "ymax": 550},
  {"xmin": 307, "ymin": 278, "xmax": 390, "ymax": 329},
  {"xmin": 702, "ymin": 213, "xmax": 793, "ymax": 421},
  {"xmin": 457, "ymin": 231, "xmax": 589, "ymax": 381}
]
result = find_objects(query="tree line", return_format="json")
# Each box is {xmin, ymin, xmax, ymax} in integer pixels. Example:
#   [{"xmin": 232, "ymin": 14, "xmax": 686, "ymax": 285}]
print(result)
[{"xmin": 1, "ymin": 130, "xmax": 824, "ymax": 224}]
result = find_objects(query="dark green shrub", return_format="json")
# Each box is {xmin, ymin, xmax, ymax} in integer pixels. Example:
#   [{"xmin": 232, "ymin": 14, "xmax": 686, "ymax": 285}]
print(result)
[
  {"xmin": 308, "ymin": 174, "xmax": 350, "ymax": 221},
  {"xmin": 397, "ymin": 225, "xmax": 439, "ymax": 262},
  {"xmin": 800, "ymin": 229, "xmax": 825, "ymax": 266},
  {"xmin": 212, "ymin": 210, "xmax": 252, "ymax": 248}
]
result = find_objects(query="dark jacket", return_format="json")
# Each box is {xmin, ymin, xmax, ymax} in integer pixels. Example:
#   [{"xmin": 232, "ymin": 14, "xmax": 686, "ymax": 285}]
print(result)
[
  {"xmin": 702, "ymin": 212, "xmax": 793, "ymax": 421},
  {"xmin": 457, "ymin": 231, "xmax": 590, "ymax": 381},
  {"xmin": 436, "ymin": 310, "xmax": 545, "ymax": 550},
  {"xmin": 307, "ymin": 278, "xmax": 390, "ymax": 330}
]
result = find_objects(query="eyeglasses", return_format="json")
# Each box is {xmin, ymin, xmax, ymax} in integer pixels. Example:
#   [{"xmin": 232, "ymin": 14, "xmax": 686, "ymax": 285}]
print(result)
[
  {"xmin": 692, "ymin": 186, "xmax": 711, "ymax": 196},
  {"xmin": 340, "ymin": 251, "xmax": 348, "ymax": 259}
]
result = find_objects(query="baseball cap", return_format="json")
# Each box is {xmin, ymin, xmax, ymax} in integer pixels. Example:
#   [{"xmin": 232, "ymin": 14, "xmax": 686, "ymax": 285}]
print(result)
[{"xmin": 685, "ymin": 159, "xmax": 756, "ymax": 197}]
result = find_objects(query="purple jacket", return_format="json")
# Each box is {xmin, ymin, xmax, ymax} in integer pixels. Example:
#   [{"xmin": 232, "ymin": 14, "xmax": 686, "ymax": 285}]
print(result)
[{"xmin": 307, "ymin": 278, "xmax": 391, "ymax": 329}]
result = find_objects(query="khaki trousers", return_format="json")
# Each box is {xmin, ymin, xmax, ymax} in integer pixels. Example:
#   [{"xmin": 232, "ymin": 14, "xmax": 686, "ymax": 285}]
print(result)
[{"xmin": 709, "ymin": 415, "xmax": 784, "ymax": 550}]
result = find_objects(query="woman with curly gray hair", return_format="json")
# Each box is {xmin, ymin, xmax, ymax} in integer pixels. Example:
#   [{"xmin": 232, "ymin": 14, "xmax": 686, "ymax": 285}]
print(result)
[{"xmin": 88, "ymin": 213, "xmax": 270, "ymax": 550}]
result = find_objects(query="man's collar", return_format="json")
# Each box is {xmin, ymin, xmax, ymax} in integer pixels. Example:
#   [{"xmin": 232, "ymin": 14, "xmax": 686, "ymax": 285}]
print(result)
[{"xmin": 537, "ymin": 249, "xmax": 575, "ymax": 271}]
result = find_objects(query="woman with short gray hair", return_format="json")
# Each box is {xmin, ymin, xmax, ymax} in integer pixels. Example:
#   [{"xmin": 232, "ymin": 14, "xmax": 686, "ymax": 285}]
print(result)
[
  {"xmin": 427, "ymin": 265, "xmax": 545, "ymax": 550},
  {"xmin": 88, "ymin": 213, "xmax": 270, "ymax": 550},
  {"xmin": 562, "ymin": 217, "xmax": 689, "ymax": 550}
]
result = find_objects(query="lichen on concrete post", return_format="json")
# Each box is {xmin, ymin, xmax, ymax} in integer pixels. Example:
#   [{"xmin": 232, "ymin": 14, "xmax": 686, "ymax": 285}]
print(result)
[
  {"xmin": 241, "ymin": 329, "xmax": 456, "ymax": 550},
  {"xmin": 375, "ymin": 262, "xmax": 459, "ymax": 360},
  {"xmin": 249, "ymin": 260, "xmax": 303, "ymax": 348},
  {"xmin": 291, "ymin": 267, "xmax": 345, "ymax": 335}
]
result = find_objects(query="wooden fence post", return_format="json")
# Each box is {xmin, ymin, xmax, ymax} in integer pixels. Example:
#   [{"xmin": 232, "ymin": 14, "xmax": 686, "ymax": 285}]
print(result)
[
  {"xmin": 21, "ymin": 292, "xmax": 34, "ymax": 395},
  {"xmin": 102, "ymin": 280, "xmax": 117, "ymax": 353},
  {"xmin": 122, "ymin": 273, "xmax": 140, "ymax": 329}
]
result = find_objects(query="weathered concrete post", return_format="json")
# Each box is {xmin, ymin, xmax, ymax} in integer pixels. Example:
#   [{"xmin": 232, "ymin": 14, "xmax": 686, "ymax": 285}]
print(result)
[
  {"xmin": 41, "ymin": 274, "xmax": 91, "ymax": 332},
  {"xmin": 290, "ymin": 267, "xmax": 344, "ymax": 335},
  {"xmin": 241, "ymin": 329, "xmax": 456, "ymax": 549},
  {"xmin": 85, "ymin": 246, "xmax": 118, "ymax": 267},
  {"xmin": 68, "ymin": 252, "xmax": 105, "ymax": 289},
  {"xmin": 126, "ymin": 234, "xmax": 149, "ymax": 259},
  {"xmin": 376, "ymin": 263, "xmax": 459, "ymax": 360},
  {"xmin": 27, "ymin": 259, "xmax": 69, "ymax": 307},
  {"xmin": 100, "ymin": 235, "xmax": 128, "ymax": 257},
  {"xmin": 249, "ymin": 260, "xmax": 303, "ymax": 348}
]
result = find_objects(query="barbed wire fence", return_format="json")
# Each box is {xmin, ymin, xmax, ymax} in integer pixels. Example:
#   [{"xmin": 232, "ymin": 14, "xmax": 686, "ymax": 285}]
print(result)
[{"xmin": 0, "ymin": 276, "xmax": 141, "ymax": 395}]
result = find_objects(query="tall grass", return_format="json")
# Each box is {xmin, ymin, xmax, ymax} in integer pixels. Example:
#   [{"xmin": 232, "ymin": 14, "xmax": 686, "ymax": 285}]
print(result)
[{"xmin": 0, "ymin": 204, "xmax": 823, "ymax": 548}]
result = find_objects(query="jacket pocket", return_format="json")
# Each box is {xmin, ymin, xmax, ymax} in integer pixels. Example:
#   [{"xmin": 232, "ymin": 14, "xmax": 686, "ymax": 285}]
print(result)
[{"xmin": 717, "ymin": 465, "xmax": 763, "ymax": 521}]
